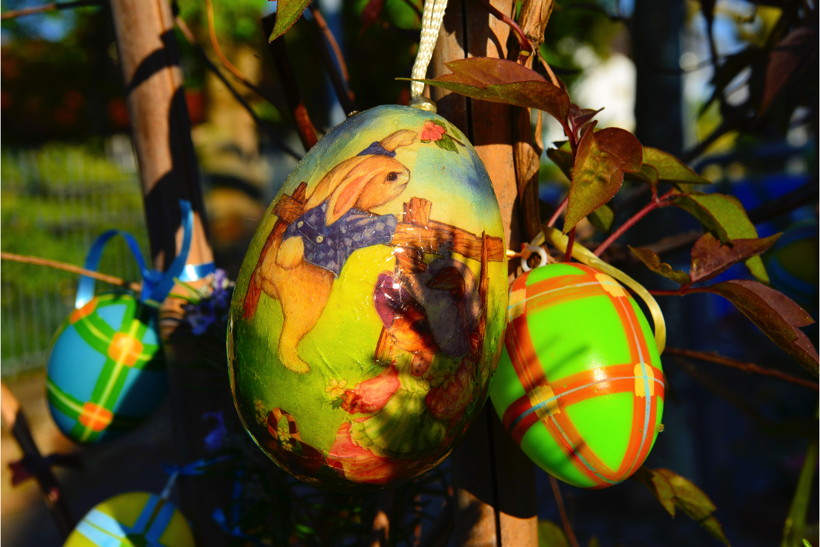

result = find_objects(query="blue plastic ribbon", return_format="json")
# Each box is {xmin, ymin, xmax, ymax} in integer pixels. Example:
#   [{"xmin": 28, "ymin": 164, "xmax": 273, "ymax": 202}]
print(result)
[
  {"xmin": 212, "ymin": 474, "xmax": 266, "ymax": 547},
  {"xmin": 74, "ymin": 200, "xmax": 206, "ymax": 309}
]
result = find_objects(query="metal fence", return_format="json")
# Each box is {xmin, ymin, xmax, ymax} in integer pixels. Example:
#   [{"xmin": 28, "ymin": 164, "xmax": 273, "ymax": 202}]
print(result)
[{"xmin": 1, "ymin": 139, "xmax": 150, "ymax": 378}]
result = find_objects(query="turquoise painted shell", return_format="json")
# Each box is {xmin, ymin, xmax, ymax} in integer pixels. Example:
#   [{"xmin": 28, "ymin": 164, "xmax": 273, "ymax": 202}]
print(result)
[
  {"xmin": 228, "ymin": 105, "xmax": 508, "ymax": 488},
  {"xmin": 46, "ymin": 293, "xmax": 166, "ymax": 444},
  {"xmin": 489, "ymin": 263, "xmax": 665, "ymax": 489}
]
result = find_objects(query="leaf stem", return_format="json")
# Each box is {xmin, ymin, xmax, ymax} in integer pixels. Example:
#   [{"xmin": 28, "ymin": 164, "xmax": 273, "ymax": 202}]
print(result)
[
  {"xmin": 547, "ymin": 196, "xmax": 568, "ymax": 228},
  {"xmin": 477, "ymin": 0, "xmax": 534, "ymax": 64},
  {"xmin": 594, "ymin": 188, "xmax": 676, "ymax": 256},
  {"xmin": 665, "ymin": 347, "xmax": 818, "ymax": 391},
  {"xmin": 0, "ymin": 251, "xmax": 141, "ymax": 293},
  {"xmin": 549, "ymin": 475, "xmax": 579, "ymax": 547}
]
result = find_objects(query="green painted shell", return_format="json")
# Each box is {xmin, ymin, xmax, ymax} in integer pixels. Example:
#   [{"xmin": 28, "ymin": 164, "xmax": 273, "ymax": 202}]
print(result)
[
  {"xmin": 228, "ymin": 105, "xmax": 508, "ymax": 488},
  {"xmin": 489, "ymin": 263, "xmax": 665, "ymax": 489}
]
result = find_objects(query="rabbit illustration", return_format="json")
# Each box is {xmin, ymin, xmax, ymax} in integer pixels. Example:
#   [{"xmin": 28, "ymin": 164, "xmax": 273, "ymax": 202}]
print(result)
[{"xmin": 244, "ymin": 129, "xmax": 418, "ymax": 374}]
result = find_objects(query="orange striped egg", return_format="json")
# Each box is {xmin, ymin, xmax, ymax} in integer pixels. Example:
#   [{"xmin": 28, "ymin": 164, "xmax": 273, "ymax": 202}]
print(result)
[{"xmin": 489, "ymin": 263, "xmax": 664, "ymax": 488}]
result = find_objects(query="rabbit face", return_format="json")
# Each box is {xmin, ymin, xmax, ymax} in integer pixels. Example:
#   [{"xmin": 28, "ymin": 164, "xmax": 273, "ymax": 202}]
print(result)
[
  {"xmin": 326, "ymin": 157, "xmax": 411, "ymax": 225},
  {"xmin": 354, "ymin": 165, "xmax": 411, "ymax": 212}
]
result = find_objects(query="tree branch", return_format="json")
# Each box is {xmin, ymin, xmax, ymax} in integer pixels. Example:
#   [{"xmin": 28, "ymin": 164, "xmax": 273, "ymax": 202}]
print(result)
[
  {"xmin": 0, "ymin": 251, "xmax": 141, "ymax": 293},
  {"xmin": 665, "ymin": 347, "xmax": 818, "ymax": 391},
  {"xmin": 0, "ymin": 0, "xmax": 101, "ymax": 21}
]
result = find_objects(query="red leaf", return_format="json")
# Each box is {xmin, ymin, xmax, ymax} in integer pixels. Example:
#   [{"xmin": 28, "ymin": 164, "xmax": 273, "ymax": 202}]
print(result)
[
  {"xmin": 760, "ymin": 25, "xmax": 817, "ymax": 113},
  {"xmin": 689, "ymin": 233, "xmax": 781, "ymax": 284},
  {"xmin": 564, "ymin": 127, "xmax": 642, "ymax": 232},
  {"xmin": 359, "ymin": 0, "xmax": 385, "ymax": 34},
  {"xmin": 415, "ymin": 58, "xmax": 571, "ymax": 123},
  {"xmin": 698, "ymin": 280, "xmax": 818, "ymax": 375}
]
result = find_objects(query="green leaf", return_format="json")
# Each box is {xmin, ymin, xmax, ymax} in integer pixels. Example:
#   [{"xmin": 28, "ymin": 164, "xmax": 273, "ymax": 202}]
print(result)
[
  {"xmin": 629, "ymin": 246, "xmax": 692, "ymax": 285},
  {"xmin": 268, "ymin": 0, "xmax": 310, "ymax": 42},
  {"xmin": 781, "ymin": 440, "xmax": 818, "ymax": 547},
  {"xmin": 689, "ymin": 233, "xmax": 781, "ymax": 284},
  {"xmin": 538, "ymin": 520, "xmax": 569, "ymax": 547},
  {"xmin": 642, "ymin": 147, "xmax": 711, "ymax": 186},
  {"xmin": 564, "ymin": 127, "xmax": 642, "ymax": 232},
  {"xmin": 699, "ymin": 280, "xmax": 819, "ymax": 376},
  {"xmin": 672, "ymin": 192, "xmax": 769, "ymax": 283},
  {"xmin": 411, "ymin": 58, "xmax": 571, "ymax": 124},
  {"xmin": 625, "ymin": 163, "xmax": 660, "ymax": 186},
  {"xmin": 435, "ymin": 135, "xmax": 458, "ymax": 152},
  {"xmin": 588, "ymin": 204, "xmax": 614, "ymax": 232},
  {"xmin": 761, "ymin": 26, "xmax": 817, "ymax": 114},
  {"xmin": 546, "ymin": 147, "xmax": 573, "ymax": 182},
  {"xmin": 637, "ymin": 467, "xmax": 730, "ymax": 546}
]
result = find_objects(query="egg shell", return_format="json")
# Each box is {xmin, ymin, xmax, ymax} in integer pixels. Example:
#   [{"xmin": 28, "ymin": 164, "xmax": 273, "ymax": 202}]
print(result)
[
  {"xmin": 64, "ymin": 491, "xmax": 194, "ymax": 547},
  {"xmin": 46, "ymin": 293, "xmax": 166, "ymax": 444},
  {"xmin": 489, "ymin": 263, "xmax": 665, "ymax": 489},
  {"xmin": 228, "ymin": 105, "xmax": 508, "ymax": 488}
]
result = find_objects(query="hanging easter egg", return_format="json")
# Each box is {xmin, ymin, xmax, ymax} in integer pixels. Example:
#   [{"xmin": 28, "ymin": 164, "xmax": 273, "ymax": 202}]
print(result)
[
  {"xmin": 46, "ymin": 206, "xmax": 198, "ymax": 444},
  {"xmin": 65, "ymin": 491, "xmax": 194, "ymax": 547},
  {"xmin": 228, "ymin": 104, "xmax": 508, "ymax": 488},
  {"xmin": 46, "ymin": 293, "xmax": 166, "ymax": 444},
  {"xmin": 489, "ymin": 263, "xmax": 665, "ymax": 489}
]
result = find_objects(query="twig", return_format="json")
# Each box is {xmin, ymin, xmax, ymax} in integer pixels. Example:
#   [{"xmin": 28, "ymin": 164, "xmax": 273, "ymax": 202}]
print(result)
[
  {"xmin": 307, "ymin": 4, "xmax": 356, "ymax": 114},
  {"xmin": 203, "ymin": 0, "xmax": 274, "ymax": 105},
  {"xmin": 549, "ymin": 475, "xmax": 579, "ymax": 547},
  {"xmin": 174, "ymin": 15, "xmax": 301, "ymax": 160},
  {"xmin": 0, "ymin": 0, "xmax": 100, "ymax": 20},
  {"xmin": 476, "ymin": 0, "xmax": 533, "ymax": 64},
  {"xmin": 1, "ymin": 382, "xmax": 76, "ymax": 538},
  {"xmin": 593, "ymin": 188, "xmax": 676, "ymax": 257},
  {"xmin": 263, "ymin": 13, "xmax": 319, "ymax": 151},
  {"xmin": 546, "ymin": 196, "xmax": 568, "ymax": 228},
  {"xmin": 665, "ymin": 347, "xmax": 818, "ymax": 391},
  {"xmin": 0, "ymin": 251, "xmax": 141, "ymax": 293}
]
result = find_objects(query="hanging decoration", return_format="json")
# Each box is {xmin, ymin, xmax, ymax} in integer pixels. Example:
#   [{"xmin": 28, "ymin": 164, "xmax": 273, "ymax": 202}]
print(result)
[
  {"xmin": 489, "ymin": 238, "xmax": 666, "ymax": 489},
  {"xmin": 227, "ymin": 0, "xmax": 508, "ymax": 488},
  {"xmin": 46, "ymin": 200, "xmax": 208, "ymax": 444},
  {"xmin": 64, "ymin": 491, "xmax": 195, "ymax": 547}
]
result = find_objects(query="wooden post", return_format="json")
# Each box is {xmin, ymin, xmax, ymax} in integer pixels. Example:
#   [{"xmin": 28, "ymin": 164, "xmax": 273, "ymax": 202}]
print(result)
[
  {"xmin": 432, "ymin": 0, "xmax": 540, "ymax": 545},
  {"xmin": 108, "ymin": 1, "xmax": 225, "ymax": 543}
]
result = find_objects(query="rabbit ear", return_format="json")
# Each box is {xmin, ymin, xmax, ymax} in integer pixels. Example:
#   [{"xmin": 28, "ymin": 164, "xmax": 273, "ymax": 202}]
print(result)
[
  {"xmin": 379, "ymin": 130, "xmax": 417, "ymax": 152},
  {"xmin": 326, "ymin": 170, "xmax": 371, "ymax": 225},
  {"xmin": 305, "ymin": 156, "xmax": 369, "ymax": 210}
]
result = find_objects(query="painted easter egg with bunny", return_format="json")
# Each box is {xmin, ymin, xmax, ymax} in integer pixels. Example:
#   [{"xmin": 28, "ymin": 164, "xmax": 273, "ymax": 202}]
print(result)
[{"xmin": 228, "ymin": 105, "xmax": 508, "ymax": 488}]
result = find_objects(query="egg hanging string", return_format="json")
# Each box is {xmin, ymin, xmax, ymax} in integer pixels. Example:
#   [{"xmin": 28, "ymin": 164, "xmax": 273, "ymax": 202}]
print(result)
[{"xmin": 409, "ymin": 0, "xmax": 449, "ymax": 111}]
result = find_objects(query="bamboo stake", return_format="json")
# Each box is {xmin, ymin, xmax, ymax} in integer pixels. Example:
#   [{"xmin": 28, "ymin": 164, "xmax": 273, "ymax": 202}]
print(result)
[
  {"xmin": 431, "ymin": 1, "xmax": 539, "ymax": 545},
  {"xmin": 108, "ymin": 1, "xmax": 227, "ymax": 543}
]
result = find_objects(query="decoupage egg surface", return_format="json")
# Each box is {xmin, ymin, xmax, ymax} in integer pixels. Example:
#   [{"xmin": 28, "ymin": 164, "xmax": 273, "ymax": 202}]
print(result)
[
  {"xmin": 228, "ymin": 105, "xmax": 508, "ymax": 488},
  {"xmin": 46, "ymin": 293, "xmax": 166, "ymax": 444},
  {"xmin": 64, "ymin": 492, "xmax": 194, "ymax": 547},
  {"xmin": 489, "ymin": 263, "xmax": 664, "ymax": 489}
]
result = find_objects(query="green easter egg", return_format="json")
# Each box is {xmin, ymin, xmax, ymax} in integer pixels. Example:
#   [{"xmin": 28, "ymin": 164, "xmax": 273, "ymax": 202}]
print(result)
[
  {"xmin": 489, "ymin": 263, "xmax": 665, "ymax": 489},
  {"xmin": 228, "ymin": 105, "xmax": 508, "ymax": 488}
]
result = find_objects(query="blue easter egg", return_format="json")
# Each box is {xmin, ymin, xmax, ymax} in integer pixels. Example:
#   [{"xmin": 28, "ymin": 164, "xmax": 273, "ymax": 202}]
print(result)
[
  {"xmin": 65, "ymin": 491, "xmax": 194, "ymax": 546},
  {"xmin": 46, "ymin": 293, "xmax": 166, "ymax": 444}
]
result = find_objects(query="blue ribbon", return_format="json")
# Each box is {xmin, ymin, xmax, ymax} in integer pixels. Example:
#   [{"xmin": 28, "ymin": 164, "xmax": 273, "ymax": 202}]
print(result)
[
  {"xmin": 212, "ymin": 474, "xmax": 267, "ymax": 547},
  {"xmin": 74, "ymin": 200, "xmax": 210, "ymax": 309}
]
